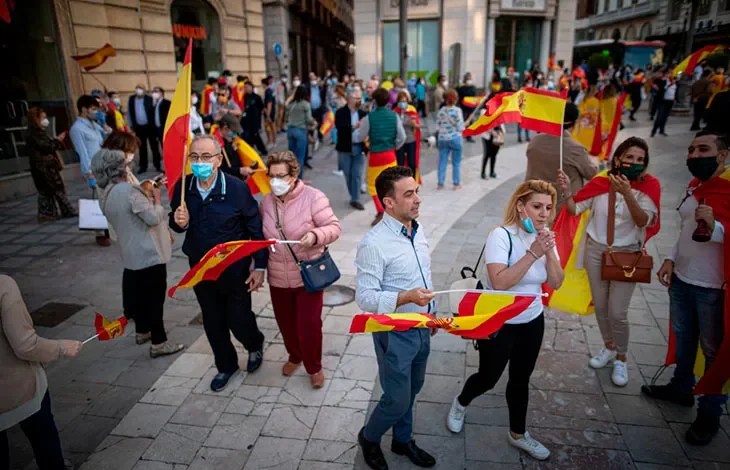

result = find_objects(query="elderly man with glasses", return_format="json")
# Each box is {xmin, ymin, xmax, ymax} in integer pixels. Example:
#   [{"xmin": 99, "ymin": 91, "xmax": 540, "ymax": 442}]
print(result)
[{"xmin": 170, "ymin": 135, "xmax": 267, "ymax": 392}]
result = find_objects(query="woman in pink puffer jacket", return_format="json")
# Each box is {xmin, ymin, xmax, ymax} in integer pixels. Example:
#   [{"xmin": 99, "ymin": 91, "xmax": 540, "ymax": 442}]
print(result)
[{"xmin": 260, "ymin": 151, "xmax": 341, "ymax": 389}]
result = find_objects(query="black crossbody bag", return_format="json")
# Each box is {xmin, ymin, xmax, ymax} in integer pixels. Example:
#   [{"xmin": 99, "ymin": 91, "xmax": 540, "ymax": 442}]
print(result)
[{"xmin": 274, "ymin": 202, "xmax": 340, "ymax": 293}]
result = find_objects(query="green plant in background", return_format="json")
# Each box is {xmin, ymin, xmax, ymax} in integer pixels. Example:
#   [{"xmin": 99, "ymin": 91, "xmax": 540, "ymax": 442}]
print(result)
[
  {"xmin": 588, "ymin": 52, "xmax": 613, "ymax": 71},
  {"xmin": 705, "ymin": 52, "xmax": 729, "ymax": 70}
]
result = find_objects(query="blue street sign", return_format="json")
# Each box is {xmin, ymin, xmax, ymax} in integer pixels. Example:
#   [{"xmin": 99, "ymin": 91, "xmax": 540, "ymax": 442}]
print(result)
[{"xmin": 273, "ymin": 43, "xmax": 282, "ymax": 57}]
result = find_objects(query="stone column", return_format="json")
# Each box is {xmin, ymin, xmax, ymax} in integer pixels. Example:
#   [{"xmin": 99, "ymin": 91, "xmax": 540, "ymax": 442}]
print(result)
[
  {"xmin": 486, "ymin": 16, "xmax": 496, "ymax": 85},
  {"xmin": 540, "ymin": 18, "xmax": 552, "ymax": 73}
]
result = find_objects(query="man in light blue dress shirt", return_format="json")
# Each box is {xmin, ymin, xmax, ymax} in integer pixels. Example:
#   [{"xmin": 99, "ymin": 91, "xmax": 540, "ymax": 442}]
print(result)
[{"xmin": 355, "ymin": 166, "xmax": 437, "ymax": 470}]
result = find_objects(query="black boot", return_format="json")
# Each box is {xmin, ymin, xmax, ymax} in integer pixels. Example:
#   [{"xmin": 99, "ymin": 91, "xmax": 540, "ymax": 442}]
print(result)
[
  {"xmin": 358, "ymin": 428, "xmax": 388, "ymax": 470},
  {"xmin": 686, "ymin": 413, "xmax": 720, "ymax": 445},
  {"xmin": 641, "ymin": 383, "xmax": 695, "ymax": 407},
  {"xmin": 391, "ymin": 439, "xmax": 436, "ymax": 467}
]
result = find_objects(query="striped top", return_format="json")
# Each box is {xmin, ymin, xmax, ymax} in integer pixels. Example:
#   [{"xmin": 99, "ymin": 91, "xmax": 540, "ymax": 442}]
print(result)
[
  {"xmin": 437, "ymin": 105, "xmax": 465, "ymax": 141},
  {"xmin": 355, "ymin": 213, "xmax": 434, "ymax": 314}
]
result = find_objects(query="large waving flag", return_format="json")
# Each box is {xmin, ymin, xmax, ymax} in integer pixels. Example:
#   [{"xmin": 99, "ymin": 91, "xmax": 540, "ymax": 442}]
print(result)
[
  {"xmin": 543, "ymin": 171, "xmax": 661, "ymax": 315},
  {"xmin": 72, "ymin": 44, "xmax": 116, "ymax": 72},
  {"xmin": 672, "ymin": 45, "xmax": 726, "ymax": 78},
  {"xmin": 232, "ymin": 136, "xmax": 271, "ymax": 196},
  {"xmin": 462, "ymin": 96, "xmax": 486, "ymax": 108},
  {"xmin": 663, "ymin": 168, "xmax": 730, "ymax": 395},
  {"xmin": 350, "ymin": 291, "xmax": 535, "ymax": 339},
  {"xmin": 94, "ymin": 313, "xmax": 128, "ymax": 340},
  {"xmin": 592, "ymin": 92, "xmax": 628, "ymax": 161},
  {"xmin": 463, "ymin": 88, "xmax": 567, "ymax": 137},
  {"xmin": 163, "ymin": 38, "xmax": 193, "ymax": 199},
  {"xmin": 573, "ymin": 94, "xmax": 602, "ymax": 156},
  {"xmin": 168, "ymin": 240, "xmax": 276, "ymax": 297},
  {"xmin": 319, "ymin": 109, "xmax": 335, "ymax": 136}
]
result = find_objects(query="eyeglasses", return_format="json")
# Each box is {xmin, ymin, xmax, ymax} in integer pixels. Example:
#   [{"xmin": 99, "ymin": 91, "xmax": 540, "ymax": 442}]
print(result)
[
  {"xmin": 217, "ymin": 93, "xmax": 227, "ymax": 97},
  {"xmin": 189, "ymin": 153, "xmax": 220, "ymax": 162}
]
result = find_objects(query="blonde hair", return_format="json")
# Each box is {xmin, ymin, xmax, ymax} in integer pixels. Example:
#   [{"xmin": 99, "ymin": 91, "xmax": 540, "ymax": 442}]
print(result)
[
  {"xmin": 503, "ymin": 180, "xmax": 557, "ymax": 227},
  {"xmin": 265, "ymin": 150, "xmax": 300, "ymax": 179}
]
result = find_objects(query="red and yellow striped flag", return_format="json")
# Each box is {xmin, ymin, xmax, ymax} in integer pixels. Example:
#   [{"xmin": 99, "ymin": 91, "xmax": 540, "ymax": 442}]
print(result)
[
  {"xmin": 672, "ymin": 45, "xmax": 726, "ymax": 78},
  {"xmin": 164, "ymin": 38, "xmax": 193, "ymax": 199},
  {"xmin": 461, "ymin": 96, "xmax": 486, "ymax": 108},
  {"xmin": 320, "ymin": 109, "xmax": 335, "ymax": 136},
  {"xmin": 94, "ymin": 313, "xmax": 128, "ymax": 340},
  {"xmin": 232, "ymin": 137, "xmax": 271, "ymax": 196},
  {"xmin": 463, "ymin": 88, "xmax": 567, "ymax": 137},
  {"xmin": 168, "ymin": 240, "xmax": 276, "ymax": 297},
  {"xmin": 349, "ymin": 291, "xmax": 534, "ymax": 339},
  {"xmin": 72, "ymin": 44, "xmax": 116, "ymax": 72},
  {"xmin": 367, "ymin": 149, "xmax": 397, "ymax": 213}
]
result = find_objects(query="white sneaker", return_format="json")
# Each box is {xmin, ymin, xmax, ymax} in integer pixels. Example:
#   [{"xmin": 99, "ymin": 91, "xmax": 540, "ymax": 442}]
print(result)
[
  {"xmin": 360, "ymin": 183, "xmax": 368, "ymax": 194},
  {"xmin": 446, "ymin": 395, "xmax": 466, "ymax": 433},
  {"xmin": 332, "ymin": 170, "xmax": 344, "ymax": 176},
  {"xmin": 589, "ymin": 348, "xmax": 617, "ymax": 369},
  {"xmin": 612, "ymin": 360, "xmax": 629, "ymax": 387},
  {"xmin": 508, "ymin": 431, "xmax": 550, "ymax": 460},
  {"xmin": 313, "ymin": 139, "xmax": 320, "ymax": 152}
]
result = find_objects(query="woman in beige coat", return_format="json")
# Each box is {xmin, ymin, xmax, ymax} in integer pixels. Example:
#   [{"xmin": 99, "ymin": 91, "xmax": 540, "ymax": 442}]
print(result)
[{"xmin": 0, "ymin": 275, "xmax": 83, "ymax": 469}]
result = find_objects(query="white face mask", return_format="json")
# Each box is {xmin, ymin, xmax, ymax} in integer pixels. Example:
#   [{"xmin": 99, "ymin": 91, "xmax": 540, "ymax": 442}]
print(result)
[
  {"xmin": 152, "ymin": 92, "xmax": 160, "ymax": 100},
  {"xmin": 466, "ymin": 80, "xmax": 473, "ymax": 85},
  {"xmin": 386, "ymin": 76, "xmax": 392, "ymax": 81},
  {"xmin": 311, "ymin": 80, "xmax": 318, "ymax": 87},
  {"xmin": 40, "ymin": 118, "xmax": 50, "ymax": 128},
  {"xmin": 135, "ymin": 88, "xmax": 144, "ymax": 96},
  {"xmin": 293, "ymin": 79, "xmax": 301, "ymax": 87},
  {"xmin": 270, "ymin": 177, "xmax": 291, "ymax": 196},
  {"xmin": 191, "ymin": 96, "xmax": 199, "ymax": 105},
  {"xmin": 112, "ymin": 97, "xmax": 121, "ymax": 106},
  {"xmin": 281, "ymin": 77, "xmax": 288, "ymax": 83}
]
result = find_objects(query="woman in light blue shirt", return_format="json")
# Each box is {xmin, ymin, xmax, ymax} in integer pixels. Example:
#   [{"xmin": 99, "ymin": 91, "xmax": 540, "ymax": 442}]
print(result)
[{"xmin": 436, "ymin": 89, "xmax": 465, "ymax": 190}]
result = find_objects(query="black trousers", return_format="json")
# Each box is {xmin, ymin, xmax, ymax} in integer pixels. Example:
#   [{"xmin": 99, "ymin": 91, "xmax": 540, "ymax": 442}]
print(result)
[
  {"xmin": 458, "ymin": 314, "xmax": 544, "ymax": 434},
  {"xmin": 481, "ymin": 139, "xmax": 500, "ymax": 176},
  {"xmin": 133, "ymin": 125, "xmax": 161, "ymax": 171},
  {"xmin": 629, "ymin": 95, "xmax": 641, "ymax": 119},
  {"xmin": 651, "ymin": 100, "xmax": 674, "ymax": 135},
  {"xmin": 194, "ymin": 280, "xmax": 265, "ymax": 373},
  {"xmin": 243, "ymin": 129, "xmax": 268, "ymax": 156},
  {"xmin": 396, "ymin": 141, "xmax": 417, "ymax": 170},
  {"xmin": 0, "ymin": 391, "xmax": 65, "ymax": 470},
  {"xmin": 692, "ymin": 98, "xmax": 708, "ymax": 129},
  {"xmin": 123, "ymin": 264, "xmax": 168, "ymax": 344},
  {"xmin": 312, "ymin": 108, "xmax": 324, "ymax": 141},
  {"xmin": 416, "ymin": 99, "xmax": 427, "ymax": 117}
]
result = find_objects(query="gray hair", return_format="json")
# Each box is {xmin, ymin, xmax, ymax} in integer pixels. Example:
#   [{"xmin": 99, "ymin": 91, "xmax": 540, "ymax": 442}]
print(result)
[
  {"xmin": 91, "ymin": 148, "xmax": 128, "ymax": 189},
  {"xmin": 347, "ymin": 88, "xmax": 362, "ymax": 100},
  {"xmin": 190, "ymin": 134, "xmax": 222, "ymax": 155}
]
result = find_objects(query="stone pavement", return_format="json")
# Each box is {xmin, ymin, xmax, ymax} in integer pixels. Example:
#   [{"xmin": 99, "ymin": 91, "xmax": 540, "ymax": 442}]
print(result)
[{"xmin": 5, "ymin": 115, "xmax": 730, "ymax": 469}]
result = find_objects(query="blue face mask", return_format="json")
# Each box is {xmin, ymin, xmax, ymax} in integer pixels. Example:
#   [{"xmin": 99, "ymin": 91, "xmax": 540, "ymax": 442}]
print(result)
[
  {"xmin": 521, "ymin": 215, "xmax": 536, "ymax": 233},
  {"xmin": 229, "ymin": 131, "xmax": 237, "ymax": 138},
  {"xmin": 191, "ymin": 162, "xmax": 214, "ymax": 180},
  {"xmin": 95, "ymin": 110, "xmax": 106, "ymax": 125},
  {"xmin": 398, "ymin": 102, "xmax": 408, "ymax": 109}
]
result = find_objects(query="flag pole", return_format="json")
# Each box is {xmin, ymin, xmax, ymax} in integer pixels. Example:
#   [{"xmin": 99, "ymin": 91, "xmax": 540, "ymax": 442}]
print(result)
[
  {"xmin": 559, "ymin": 127, "xmax": 564, "ymax": 171},
  {"xmin": 82, "ymin": 334, "xmax": 99, "ymax": 345},
  {"xmin": 431, "ymin": 289, "xmax": 548, "ymax": 297}
]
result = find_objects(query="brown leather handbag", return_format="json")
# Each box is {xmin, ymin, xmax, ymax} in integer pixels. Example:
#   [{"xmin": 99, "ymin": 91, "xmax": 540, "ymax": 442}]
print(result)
[{"xmin": 600, "ymin": 187, "xmax": 653, "ymax": 283}]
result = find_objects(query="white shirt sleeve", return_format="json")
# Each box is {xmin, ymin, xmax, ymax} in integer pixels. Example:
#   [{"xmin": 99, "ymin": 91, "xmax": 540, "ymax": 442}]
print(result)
[
  {"xmin": 636, "ymin": 190, "xmax": 659, "ymax": 227},
  {"xmin": 575, "ymin": 197, "xmax": 594, "ymax": 215},
  {"xmin": 711, "ymin": 220, "xmax": 725, "ymax": 244},
  {"xmin": 484, "ymin": 228, "xmax": 511, "ymax": 266}
]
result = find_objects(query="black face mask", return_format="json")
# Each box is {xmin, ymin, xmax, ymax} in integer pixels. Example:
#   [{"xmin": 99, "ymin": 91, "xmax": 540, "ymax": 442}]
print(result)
[{"xmin": 687, "ymin": 156, "xmax": 719, "ymax": 182}]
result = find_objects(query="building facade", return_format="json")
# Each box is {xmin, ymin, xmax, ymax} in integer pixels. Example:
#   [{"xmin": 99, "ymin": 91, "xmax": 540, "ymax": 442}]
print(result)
[
  {"xmin": 353, "ymin": 0, "xmax": 578, "ymax": 89},
  {"xmin": 0, "ymin": 0, "xmax": 265, "ymax": 196},
  {"xmin": 574, "ymin": 0, "xmax": 659, "ymax": 43},
  {"xmin": 262, "ymin": 0, "xmax": 354, "ymax": 80}
]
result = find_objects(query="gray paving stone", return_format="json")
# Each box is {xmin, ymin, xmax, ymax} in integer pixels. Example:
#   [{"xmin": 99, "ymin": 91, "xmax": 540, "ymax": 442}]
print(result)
[
  {"xmin": 192, "ymin": 368, "xmax": 246, "ymax": 397},
  {"xmin": 464, "ymin": 424, "xmax": 521, "ymax": 463},
  {"xmin": 262, "ymin": 405, "xmax": 319, "ymax": 439},
  {"xmin": 140, "ymin": 376, "xmax": 198, "ymax": 406},
  {"xmin": 520, "ymin": 446, "xmax": 635, "ymax": 470},
  {"xmin": 302, "ymin": 439, "xmax": 358, "ymax": 465},
  {"xmin": 528, "ymin": 389, "xmax": 614, "ymax": 422},
  {"xmin": 605, "ymin": 392, "xmax": 667, "ymax": 428},
  {"xmin": 76, "ymin": 357, "xmax": 135, "ymax": 384},
  {"xmin": 334, "ymin": 355, "xmax": 378, "ymax": 382},
  {"xmin": 0, "ymin": 256, "xmax": 34, "ymax": 269},
  {"xmin": 85, "ymin": 386, "xmax": 147, "ymax": 419},
  {"xmin": 112, "ymin": 403, "xmax": 177, "ymax": 438},
  {"xmin": 342, "ymin": 334, "xmax": 375, "ymax": 357},
  {"xmin": 298, "ymin": 462, "xmax": 352, "ymax": 470},
  {"xmin": 619, "ymin": 425, "xmax": 689, "ymax": 466},
  {"xmin": 228, "ymin": 385, "xmax": 281, "ymax": 417},
  {"xmin": 279, "ymin": 374, "xmax": 331, "ymax": 407},
  {"xmin": 169, "ymin": 393, "xmax": 231, "ymax": 428},
  {"xmin": 416, "ymin": 374, "xmax": 464, "ymax": 404},
  {"xmin": 188, "ymin": 447, "xmax": 248, "ymax": 470},
  {"xmin": 243, "ymin": 436, "xmax": 306, "ymax": 470},
  {"xmin": 113, "ymin": 366, "xmax": 166, "ymax": 390},
  {"xmin": 21, "ymin": 244, "xmax": 59, "ymax": 256},
  {"xmin": 141, "ymin": 424, "xmax": 209, "ymax": 465},
  {"xmin": 131, "ymin": 461, "xmax": 189, "ymax": 470},
  {"xmin": 311, "ymin": 406, "xmax": 366, "ymax": 442},
  {"xmin": 322, "ymin": 378, "xmax": 373, "ymax": 410},
  {"xmin": 204, "ymin": 413, "xmax": 267, "ymax": 450},
  {"xmin": 165, "ymin": 353, "xmax": 214, "ymax": 379},
  {"xmin": 59, "ymin": 414, "xmax": 119, "ymax": 453},
  {"xmin": 79, "ymin": 436, "xmax": 152, "ymax": 470},
  {"xmin": 669, "ymin": 422, "xmax": 730, "ymax": 463},
  {"xmin": 322, "ymin": 315, "xmax": 352, "ymax": 334},
  {"xmin": 530, "ymin": 350, "xmax": 602, "ymax": 395},
  {"xmin": 0, "ymin": 244, "xmax": 24, "ymax": 254},
  {"xmin": 242, "ymin": 360, "xmax": 289, "ymax": 387},
  {"xmin": 429, "ymin": 331, "xmax": 467, "ymax": 352},
  {"xmin": 425, "ymin": 350, "xmax": 466, "ymax": 377}
]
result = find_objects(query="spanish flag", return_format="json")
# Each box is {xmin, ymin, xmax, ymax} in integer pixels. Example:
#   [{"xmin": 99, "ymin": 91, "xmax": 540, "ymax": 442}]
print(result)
[
  {"xmin": 543, "ymin": 171, "xmax": 661, "ymax": 315},
  {"xmin": 163, "ymin": 38, "xmax": 193, "ymax": 199},
  {"xmin": 200, "ymin": 83, "xmax": 214, "ymax": 116},
  {"xmin": 663, "ymin": 168, "xmax": 730, "ymax": 395},
  {"xmin": 463, "ymin": 88, "xmax": 567, "ymax": 137},
  {"xmin": 232, "ymin": 136, "xmax": 271, "ymax": 196},
  {"xmin": 572, "ymin": 94, "xmax": 602, "ymax": 156},
  {"xmin": 94, "ymin": 313, "xmax": 128, "ymax": 340},
  {"xmin": 367, "ymin": 149, "xmax": 397, "ymax": 213},
  {"xmin": 168, "ymin": 240, "xmax": 276, "ymax": 297},
  {"xmin": 320, "ymin": 109, "xmax": 335, "ymax": 137},
  {"xmin": 349, "ymin": 291, "xmax": 534, "ymax": 339},
  {"xmin": 672, "ymin": 45, "xmax": 726, "ymax": 78},
  {"xmin": 72, "ymin": 44, "xmax": 116, "ymax": 72},
  {"xmin": 593, "ymin": 92, "xmax": 628, "ymax": 161},
  {"xmin": 462, "ymin": 96, "xmax": 486, "ymax": 108},
  {"xmin": 232, "ymin": 81, "xmax": 246, "ymax": 110}
]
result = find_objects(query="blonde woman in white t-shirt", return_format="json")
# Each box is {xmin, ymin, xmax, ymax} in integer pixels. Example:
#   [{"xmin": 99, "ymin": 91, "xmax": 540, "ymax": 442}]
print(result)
[{"xmin": 446, "ymin": 180, "xmax": 564, "ymax": 461}]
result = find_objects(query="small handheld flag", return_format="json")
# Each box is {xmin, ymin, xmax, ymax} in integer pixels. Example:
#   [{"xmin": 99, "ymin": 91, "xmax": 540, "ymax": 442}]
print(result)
[
  {"xmin": 72, "ymin": 44, "xmax": 116, "ymax": 71},
  {"xmin": 83, "ymin": 313, "xmax": 128, "ymax": 344},
  {"xmin": 319, "ymin": 109, "xmax": 335, "ymax": 136}
]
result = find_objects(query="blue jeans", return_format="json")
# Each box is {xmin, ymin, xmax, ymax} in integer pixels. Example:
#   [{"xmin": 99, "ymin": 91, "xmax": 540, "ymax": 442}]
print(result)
[
  {"xmin": 287, "ymin": 127, "xmax": 309, "ymax": 178},
  {"xmin": 363, "ymin": 329, "xmax": 430, "ymax": 444},
  {"xmin": 669, "ymin": 275, "xmax": 728, "ymax": 417},
  {"xmin": 437, "ymin": 138, "xmax": 463, "ymax": 186},
  {"xmin": 338, "ymin": 144, "xmax": 365, "ymax": 203},
  {"xmin": 517, "ymin": 125, "xmax": 530, "ymax": 142}
]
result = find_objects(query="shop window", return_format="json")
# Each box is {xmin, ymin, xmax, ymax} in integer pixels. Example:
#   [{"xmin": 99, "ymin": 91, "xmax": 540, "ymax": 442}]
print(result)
[
  {"xmin": 493, "ymin": 17, "xmax": 542, "ymax": 79},
  {"xmin": 383, "ymin": 20, "xmax": 439, "ymax": 85},
  {"xmin": 170, "ymin": 0, "xmax": 222, "ymax": 90}
]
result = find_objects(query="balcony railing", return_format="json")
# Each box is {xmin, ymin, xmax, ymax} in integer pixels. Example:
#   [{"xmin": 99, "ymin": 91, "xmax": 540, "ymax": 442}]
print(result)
[{"xmin": 579, "ymin": 0, "xmax": 659, "ymax": 28}]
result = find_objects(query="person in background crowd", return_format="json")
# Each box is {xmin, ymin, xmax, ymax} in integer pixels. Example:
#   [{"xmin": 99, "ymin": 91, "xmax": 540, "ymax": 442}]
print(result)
[
  {"xmin": 106, "ymin": 91, "xmax": 129, "ymax": 132},
  {"xmin": 307, "ymin": 73, "xmax": 327, "ymax": 152},
  {"xmin": 415, "ymin": 77, "xmax": 427, "ymax": 117},
  {"xmin": 704, "ymin": 85, "xmax": 730, "ymax": 136},
  {"xmin": 210, "ymin": 86, "xmax": 242, "ymax": 120},
  {"xmin": 71, "ymin": 94, "xmax": 111, "ymax": 247},
  {"xmin": 213, "ymin": 114, "xmax": 254, "ymax": 181},
  {"xmin": 490, "ymin": 70, "xmax": 512, "ymax": 96},
  {"xmin": 358, "ymin": 88, "xmax": 406, "ymax": 226},
  {"xmin": 651, "ymin": 76, "xmax": 676, "ymax": 137},
  {"xmin": 200, "ymin": 77, "xmax": 217, "ymax": 117},
  {"xmin": 260, "ymin": 151, "xmax": 341, "ymax": 389},
  {"xmin": 93, "ymin": 141, "xmax": 184, "ymax": 358},
  {"xmin": 327, "ymin": 73, "xmax": 340, "ymax": 111},
  {"xmin": 394, "ymin": 91, "xmax": 420, "ymax": 171},
  {"xmin": 190, "ymin": 91, "xmax": 204, "ymax": 136},
  {"xmin": 276, "ymin": 73, "xmax": 289, "ymax": 133},
  {"xmin": 481, "ymin": 122, "xmax": 505, "ymax": 180},
  {"xmin": 26, "ymin": 107, "xmax": 76, "ymax": 222},
  {"xmin": 434, "ymin": 74, "xmax": 447, "ymax": 110},
  {"xmin": 710, "ymin": 67, "xmax": 726, "ymax": 97},
  {"xmin": 649, "ymin": 69, "xmax": 668, "ymax": 121},
  {"xmin": 90, "ymin": 89, "xmax": 109, "ymax": 127},
  {"xmin": 525, "ymin": 103, "xmax": 596, "ymax": 211},
  {"xmin": 0, "ymin": 275, "xmax": 83, "ymax": 470},
  {"xmin": 457, "ymin": 72, "xmax": 476, "ymax": 142},
  {"xmin": 693, "ymin": 60, "xmax": 707, "ymax": 81},
  {"xmin": 407, "ymin": 73, "xmax": 418, "ymax": 97},
  {"xmin": 152, "ymin": 86, "xmax": 171, "ymax": 153},
  {"xmin": 127, "ymin": 84, "xmax": 161, "ymax": 173},
  {"xmin": 626, "ymin": 69, "xmax": 645, "ymax": 121},
  {"xmin": 356, "ymin": 166, "xmax": 437, "ymax": 470},
  {"xmin": 364, "ymin": 80, "xmax": 378, "ymax": 111},
  {"xmin": 690, "ymin": 68, "xmax": 713, "ymax": 131},
  {"xmin": 263, "ymin": 76, "xmax": 277, "ymax": 145},
  {"xmin": 241, "ymin": 80, "xmax": 268, "ymax": 155},
  {"xmin": 436, "ymin": 89, "xmax": 465, "ymax": 190},
  {"xmin": 170, "ymin": 135, "xmax": 267, "ymax": 392},
  {"xmin": 222, "ymin": 69, "xmax": 235, "ymax": 92},
  {"xmin": 646, "ymin": 130, "xmax": 729, "ymax": 446},
  {"xmin": 517, "ymin": 75, "xmax": 533, "ymax": 143},
  {"xmin": 388, "ymin": 78, "xmax": 405, "ymax": 108},
  {"xmin": 286, "ymin": 85, "xmax": 315, "ymax": 178},
  {"xmin": 232, "ymin": 75, "xmax": 247, "ymax": 110},
  {"xmin": 446, "ymin": 180, "xmax": 563, "ymax": 462},
  {"xmin": 558, "ymin": 137, "xmax": 660, "ymax": 387},
  {"xmin": 335, "ymin": 88, "xmax": 368, "ymax": 210}
]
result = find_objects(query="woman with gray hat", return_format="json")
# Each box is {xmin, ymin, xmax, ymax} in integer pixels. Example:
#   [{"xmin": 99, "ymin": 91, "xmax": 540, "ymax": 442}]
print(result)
[{"xmin": 91, "ymin": 143, "xmax": 184, "ymax": 358}]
